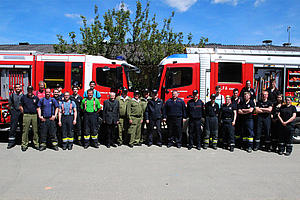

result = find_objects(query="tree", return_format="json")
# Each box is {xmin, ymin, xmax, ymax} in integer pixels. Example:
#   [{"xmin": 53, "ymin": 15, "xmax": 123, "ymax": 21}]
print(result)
[{"xmin": 54, "ymin": 1, "xmax": 208, "ymax": 89}]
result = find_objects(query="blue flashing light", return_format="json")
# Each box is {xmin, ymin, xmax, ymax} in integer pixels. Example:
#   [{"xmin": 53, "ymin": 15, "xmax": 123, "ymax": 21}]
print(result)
[
  {"xmin": 167, "ymin": 54, "xmax": 187, "ymax": 59},
  {"xmin": 116, "ymin": 56, "xmax": 125, "ymax": 60}
]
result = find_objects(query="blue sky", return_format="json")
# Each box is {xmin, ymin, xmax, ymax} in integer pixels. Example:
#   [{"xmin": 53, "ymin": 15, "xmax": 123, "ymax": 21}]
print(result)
[{"xmin": 0, "ymin": 0, "xmax": 299, "ymax": 46}]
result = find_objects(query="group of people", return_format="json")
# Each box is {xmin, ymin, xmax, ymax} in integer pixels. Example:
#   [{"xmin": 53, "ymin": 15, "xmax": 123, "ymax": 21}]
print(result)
[{"xmin": 6, "ymin": 79, "xmax": 296, "ymax": 156}]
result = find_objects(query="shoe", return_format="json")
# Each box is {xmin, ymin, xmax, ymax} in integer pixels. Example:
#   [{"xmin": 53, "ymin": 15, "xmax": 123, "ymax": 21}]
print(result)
[
  {"xmin": 34, "ymin": 145, "xmax": 40, "ymax": 150},
  {"xmin": 68, "ymin": 144, "xmax": 73, "ymax": 150},
  {"xmin": 167, "ymin": 144, "xmax": 172, "ymax": 148},
  {"xmin": 148, "ymin": 144, "xmax": 152, "ymax": 147},
  {"xmin": 285, "ymin": 152, "xmax": 291, "ymax": 156},
  {"xmin": 253, "ymin": 147, "xmax": 258, "ymax": 151},
  {"xmin": 106, "ymin": 145, "xmax": 110, "ymax": 148},
  {"xmin": 62, "ymin": 145, "xmax": 67, "ymax": 150},
  {"xmin": 53, "ymin": 146, "xmax": 59, "ymax": 151},
  {"xmin": 196, "ymin": 146, "xmax": 201, "ymax": 150},
  {"xmin": 112, "ymin": 144, "xmax": 117, "ymax": 148},
  {"xmin": 7, "ymin": 143, "xmax": 15, "ymax": 149},
  {"xmin": 176, "ymin": 144, "xmax": 181, "ymax": 149},
  {"xmin": 157, "ymin": 144, "xmax": 162, "ymax": 147},
  {"xmin": 188, "ymin": 146, "xmax": 192, "ymax": 150},
  {"xmin": 203, "ymin": 145, "xmax": 208, "ymax": 149},
  {"xmin": 278, "ymin": 151, "xmax": 283, "ymax": 155},
  {"xmin": 117, "ymin": 143, "xmax": 122, "ymax": 146},
  {"xmin": 84, "ymin": 145, "xmax": 89, "ymax": 149},
  {"xmin": 229, "ymin": 146, "xmax": 234, "ymax": 152},
  {"xmin": 136, "ymin": 143, "xmax": 142, "ymax": 146},
  {"xmin": 128, "ymin": 144, "xmax": 134, "ymax": 148},
  {"xmin": 94, "ymin": 142, "xmax": 99, "ymax": 148},
  {"xmin": 39, "ymin": 146, "xmax": 46, "ymax": 151},
  {"xmin": 212, "ymin": 146, "xmax": 217, "ymax": 150},
  {"xmin": 246, "ymin": 147, "xmax": 252, "ymax": 153},
  {"xmin": 21, "ymin": 146, "xmax": 28, "ymax": 152}
]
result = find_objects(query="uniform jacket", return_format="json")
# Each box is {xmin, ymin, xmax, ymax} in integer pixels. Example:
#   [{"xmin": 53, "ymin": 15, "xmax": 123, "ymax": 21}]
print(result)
[
  {"xmin": 145, "ymin": 98, "xmax": 163, "ymax": 121},
  {"xmin": 103, "ymin": 99, "xmax": 120, "ymax": 125},
  {"xmin": 127, "ymin": 98, "xmax": 143, "ymax": 121},
  {"xmin": 187, "ymin": 98, "xmax": 204, "ymax": 119},
  {"xmin": 9, "ymin": 92, "xmax": 23, "ymax": 111},
  {"xmin": 163, "ymin": 98, "xmax": 186, "ymax": 119},
  {"xmin": 116, "ymin": 95, "xmax": 131, "ymax": 117}
]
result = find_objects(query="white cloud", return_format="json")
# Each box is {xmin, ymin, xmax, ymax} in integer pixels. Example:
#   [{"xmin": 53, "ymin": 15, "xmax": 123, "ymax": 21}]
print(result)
[
  {"xmin": 212, "ymin": 0, "xmax": 239, "ymax": 6},
  {"xmin": 254, "ymin": 0, "xmax": 265, "ymax": 7},
  {"xmin": 64, "ymin": 13, "xmax": 81, "ymax": 19},
  {"xmin": 116, "ymin": 2, "xmax": 131, "ymax": 12},
  {"xmin": 163, "ymin": 0, "xmax": 197, "ymax": 12}
]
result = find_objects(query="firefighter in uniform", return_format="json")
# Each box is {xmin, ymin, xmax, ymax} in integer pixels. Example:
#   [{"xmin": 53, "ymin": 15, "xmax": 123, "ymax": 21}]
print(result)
[
  {"xmin": 254, "ymin": 90, "xmax": 273, "ymax": 151},
  {"xmin": 81, "ymin": 89, "xmax": 101, "ymax": 149},
  {"xmin": 70, "ymin": 85, "xmax": 83, "ymax": 146},
  {"xmin": 103, "ymin": 92, "xmax": 119, "ymax": 148},
  {"xmin": 127, "ymin": 90, "xmax": 143, "ymax": 148},
  {"xmin": 231, "ymin": 88, "xmax": 242, "ymax": 148},
  {"xmin": 238, "ymin": 92, "xmax": 255, "ymax": 153},
  {"xmin": 270, "ymin": 94, "xmax": 283, "ymax": 152},
  {"xmin": 140, "ymin": 88, "xmax": 150, "ymax": 144},
  {"xmin": 163, "ymin": 90, "xmax": 186, "ymax": 148},
  {"xmin": 145, "ymin": 89, "xmax": 163, "ymax": 147},
  {"xmin": 37, "ymin": 88, "xmax": 59, "ymax": 151},
  {"xmin": 19, "ymin": 86, "xmax": 39, "ymax": 151},
  {"xmin": 116, "ymin": 88, "xmax": 130, "ymax": 146},
  {"xmin": 7, "ymin": 83, "xmax": 23, "ymax": 149},
  {"xmin": 239, "ymin": 80, "xmax": 256, "ymax": 104},
  {"xmin": 203, "ymin": 94, "xmax": 219, "ymax": 150},
  {"xmin": 58, "ymin": 92, "xmax": 77, "ymax": 150},
  {"xmin": 187, "ymin": 90, "xmax": 204, "ymax": 150},
  {"xmin": 220, "ymin": 95, "xmax": 237, "ymax": 152},
  {"xmin": 277, "ymin": 97, "xmax": 296, "ymax": 156},
  {"xmin": 266, "ymin": 79, "xmax": 281, "ymax": 105}
]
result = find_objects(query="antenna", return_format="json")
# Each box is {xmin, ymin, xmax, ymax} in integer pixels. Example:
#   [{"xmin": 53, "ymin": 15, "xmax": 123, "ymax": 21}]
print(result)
[{"xmin": 287, "ymin": 26, "xmax": 291, "ymax": 44}]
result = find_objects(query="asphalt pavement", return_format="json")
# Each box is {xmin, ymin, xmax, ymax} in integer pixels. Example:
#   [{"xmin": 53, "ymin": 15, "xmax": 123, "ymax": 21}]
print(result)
[{"xmin": 0, "ymin": 142, "xmax": 300, "ymax": 200}]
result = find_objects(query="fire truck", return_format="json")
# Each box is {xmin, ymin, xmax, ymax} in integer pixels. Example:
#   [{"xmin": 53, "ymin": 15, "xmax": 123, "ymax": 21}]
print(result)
[
  {"xmin": 0, "ymin": 51, "xmax": 140, "ymax": 130},
  {"xmin": 156, "ymin": 45, "xmax": 300, "ymax": 143}
]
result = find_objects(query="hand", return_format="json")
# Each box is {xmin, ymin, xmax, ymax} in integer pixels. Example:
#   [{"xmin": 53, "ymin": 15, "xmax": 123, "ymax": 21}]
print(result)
[
  {"xmin": 129, "ymin": 120, "xmax": 133, "ymax": 124},
  {"xmin": 146, "ymin": 120, "xmax": 149, "ymax": 124},
  {"xmin": 73, "ymin": 120, "xmax": 76, "ymax": 125},
  {"xmin": 282, "ymin": 121, "xmax": 287, "ymax": 126},
  {"xmin": 140, "ymin": 119, "xmax": 143, "ymax": 124},
  {"xmin": 50, "ymin": 116, "xmax": 56, "ymax": 121},
  {"xmin": 116, "ymin": 121, "xmax": 119, "ymax": 124},
  {"xmin": 58, "ymin": 122, "xmax": 62, "ymax": 127},
  {"xmin": 232, "ymin": 121, "xmax": 235, "ymax": 126},
  {"xmin": 163, "ymin": 118, "xmax": 166, "ymax": 122},
  {"xmin": 183, "ymin": 119, "xmax": 187, "ymax": 123},
  {"xmin": 39, "ymin": 116, "xmax": 46, "ymax": 122}
]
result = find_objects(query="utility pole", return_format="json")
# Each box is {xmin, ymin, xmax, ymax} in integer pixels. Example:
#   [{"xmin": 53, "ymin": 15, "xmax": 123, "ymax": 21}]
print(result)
[{"xmin": 287, "ymin": 26, "xmax": 291, "ymax": 44}]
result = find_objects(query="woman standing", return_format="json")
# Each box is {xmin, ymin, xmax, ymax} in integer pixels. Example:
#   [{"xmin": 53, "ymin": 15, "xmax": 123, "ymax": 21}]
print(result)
[
  {"xmin": 278, "ymin": 97, "xmax": 296, "ymax": 156},
  {"xmin": 270, "ymin": 94, "xmax": 283, "ymax": 152}
]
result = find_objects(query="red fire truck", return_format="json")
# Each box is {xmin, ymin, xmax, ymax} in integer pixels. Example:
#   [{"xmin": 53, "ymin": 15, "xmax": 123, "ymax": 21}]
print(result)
[
  {"xmin": 156, "ymin": 45, "xmax": 300, "ymax": 142},
  {"xmin": 0, "ymin": 51, "xmax": 140, "ymax": 130}
]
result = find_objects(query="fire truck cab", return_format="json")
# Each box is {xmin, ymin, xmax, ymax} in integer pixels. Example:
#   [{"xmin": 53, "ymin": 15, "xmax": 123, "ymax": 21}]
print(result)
[
  {"xmin": 157, "ymin": 46, "xmax": 300, "ymax": 143},
  {"xmin": 0, "ymin": 51, "xmax": 140, "ymax": 129}
]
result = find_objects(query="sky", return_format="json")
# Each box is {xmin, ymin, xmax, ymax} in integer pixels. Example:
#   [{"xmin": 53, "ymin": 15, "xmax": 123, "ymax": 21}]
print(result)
[{"xmin": 0, "ymin": 0, "xmax": 299, "ymax": 46}]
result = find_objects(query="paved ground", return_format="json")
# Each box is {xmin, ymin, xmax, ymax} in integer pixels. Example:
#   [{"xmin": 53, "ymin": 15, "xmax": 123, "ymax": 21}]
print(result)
[{"xmin": 0, "ymin": 142, "xmax": 299, "ymax": 200}]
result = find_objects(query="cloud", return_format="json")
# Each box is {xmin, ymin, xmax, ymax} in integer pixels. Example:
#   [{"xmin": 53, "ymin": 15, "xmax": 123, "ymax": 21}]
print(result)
[
  {"xmin": 64, "ymin": 13, "xmax": 81, "ymax": 19},
  {"xmin": 212, "ymin": 0, "xmax": 239, "ymax": 6},
  {"xmin": 254, "ymin": 0, "xmax": 265, "ymax": 7},
  {"xmin": 163, "ymin": 0, "xmax": 197, "ymax": 12},
  {"xmin": 116, "ymin": 2, "xmax": 131, "ymax": 12}
]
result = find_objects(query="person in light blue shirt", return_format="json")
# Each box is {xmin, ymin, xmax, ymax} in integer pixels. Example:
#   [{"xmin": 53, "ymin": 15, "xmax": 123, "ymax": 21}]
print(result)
[
  {"xmin": 215, "ymin": 85, "xmax": 225, "ymax": 107},
  {"xmin": 83, "ymin": 81, "xmax": 101, "ymax": 99}
]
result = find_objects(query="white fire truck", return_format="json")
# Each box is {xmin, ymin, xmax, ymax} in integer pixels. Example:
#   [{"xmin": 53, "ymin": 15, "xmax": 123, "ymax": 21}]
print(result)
[
  {"xmin": 156, "ymin": 45, "xmax": 300, "ymax": 143},
  {"xmin": 0, "ymin": 51, "xmax": 140, "ymax": 129}
]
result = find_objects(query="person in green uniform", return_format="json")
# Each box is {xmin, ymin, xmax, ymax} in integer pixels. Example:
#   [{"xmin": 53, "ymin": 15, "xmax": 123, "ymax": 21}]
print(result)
[
  {"xmin": 127, "ymin": 90, "xmax": 143, "ymax": 148},
  {"xmin": 140, "ymin": 89, "xmax": 150, "ymax": 144},
  {"xmin": 116, "ymin": 88, "xmax": 130, "ymax": 146},
  {"xmin": 81, "ymin": 89, "xmax": 101, "ymax": 149}
]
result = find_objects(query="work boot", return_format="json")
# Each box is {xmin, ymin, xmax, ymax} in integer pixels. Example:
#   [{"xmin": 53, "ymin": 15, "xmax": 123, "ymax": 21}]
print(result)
[
  {"xmin": 93, "ymin": 142, "xmax": 99, "ymax": 148},
  {"xmin": 253, "ymin": 143, "xmax": 259, "ymax": 151},
  {"xmin": 7, "ymin": 142, "xmax": 15, "ymax": 149},
  {"xmin": 212, "ymin": 145, "xmax": 217, "ymax": 150},
  {"xmin": 246, "ymin": 147, "xmax": 252, "ymax": 153},
  {"xmin": 128, "ymin": 144, "xmax": 134, "ymax": 148},
  {"xmin": 188, "ymin": 146, "xmax": 192, "ymax": 150},
  {"xmin": 39, "ymin": 146, "xmax": 46, "ymax": 151},
  {"xmin": 196, "ymin": 146, "xmax": 201, "ymax": 150},
  {"xmin": 229, "ymin": 145, "xmax": 234, "ymax": 152},
  {"xmin": 68, "ymin": 143, "xmax": 73, "ymax": 150},
  {"xmin": 111, "ymin": 144, "xmax": 117, "ymax": 148},
  {"xmin": 62, "ymin": 143, "xmax": 67, "ymax": 150},
  {"xmin": 53, "ymin": 146, "xmax": 59, "ymax": 151},
  {"xmin": 203, "ymin": 144, "xmax": 208, "ymax": 149},
  {"xmin": 21, "ymin": 146, "xmax": 28, "ymax": 152},
  {"xmin": 285, "ymin": 152, "xmax": 291, "ymax": 156}
]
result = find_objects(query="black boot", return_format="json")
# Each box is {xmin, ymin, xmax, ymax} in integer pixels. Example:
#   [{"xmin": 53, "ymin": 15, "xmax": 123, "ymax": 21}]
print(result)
[
  {"xmin": 253, "ymin": 142, "xmax": 259, "ymax": 151},
  {"xmin": 68, "ymin": 143, "xmax": 73, "ymax": 150},
  {"xmin": 62, "ymin": 143, "xmax": 67, "ymax": 150},
  {"xmin": 7, "ymin": 142, "xmax": 15, "ymax": 149},
  {"xmin": 229, "ymin": 145, "xmax": 234, "ymax": 152}
]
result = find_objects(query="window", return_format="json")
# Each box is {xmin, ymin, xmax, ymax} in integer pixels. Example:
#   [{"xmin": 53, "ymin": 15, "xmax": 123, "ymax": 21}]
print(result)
[
  {"xmin": 44, "ymin": 62, "xmax": 65, "ymax": 88},
  {"xmin": 165, "ymin": 67, "xmax": 193, "ymax": 89},
  {"xmin": 71, "ymin": 62, "xmax": 83, "ymax": 89},
  {"xmin": 96, "ymin": 67, "xmax": 123, "ymax": 89},
  {"xmin": 218, "ymin": 62, "xmax": 242, "ymax": 83}
]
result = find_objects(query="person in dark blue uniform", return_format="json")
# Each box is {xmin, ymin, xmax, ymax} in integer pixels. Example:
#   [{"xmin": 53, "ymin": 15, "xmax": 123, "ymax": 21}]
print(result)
[
  {"xmin": 238, "ymin": 92, "xmax": 255, "ymax": 153},
  {"xmin": 231, "ymin": 88, "xmax": 242, "ymax": 147},
  {"xmin": 163, "ymin": 90, "xmax": 186, "ymax": 148},
  {"xmin": 186, "ymin": 90, "xmax": 204, "ymax": 150},
  {"xmin": 266, "ymin": 79, "xmax": 281, "ymax": 106},
  {"xmin": 203, "ymin": 94, "xmax": 219, "ymax": 150},
  {"xmin": 277, "ymin": 97, "xmax": 296, "ymax": 156},
  {"xmin": 145, "ymin": 89, "xmax": 163, "ymax": 147},
  {"xmin": 254, "ymin": 90, "xmax": 273, "ymax": 151},
  {"xmin": 239, "ymin": 80, "xmax": 256, "ymax": 104},
  {"xmin": 270, "ymin": 94, "xmax": 283, "ymax": 152},
  {"xmin": 220, "ymin": 95, "xmax": 237, "ymax": 152},
  {"xmin": 70, "ymin": 85, "xmax": 83, "ymax": 146}
]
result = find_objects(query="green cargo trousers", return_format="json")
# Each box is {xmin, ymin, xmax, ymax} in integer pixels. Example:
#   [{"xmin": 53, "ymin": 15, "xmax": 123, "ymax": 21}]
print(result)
[
  {"xmin": 128, "ymin": 116, "xmax": 142, "ymax": 145},
  {"xmin": 22, "ymin": 114, "xmax": 39, "ymax": 148},
  {"xmin": 117, "ymin": 117, "xmax": 128, "ymax": 145}
]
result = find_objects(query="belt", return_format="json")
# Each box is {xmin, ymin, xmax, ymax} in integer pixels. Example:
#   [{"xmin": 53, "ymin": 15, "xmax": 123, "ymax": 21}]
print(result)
[
  {"xmin": 132, "ymin": 115, "xmax": 142, "ymax": 118},
  {"xmin": 24, "ymin": 113, "xmax": 36, "ymax": 115},
  {"xmin": 223, "ymin": 118, "xmax": 232, "ymax": 120}
]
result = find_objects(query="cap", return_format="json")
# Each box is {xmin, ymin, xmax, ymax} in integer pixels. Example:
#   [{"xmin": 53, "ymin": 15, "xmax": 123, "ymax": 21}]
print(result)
[
  {"xmin": 27, "ymin": 85, "xmax": 34, "ymax": 90},
  {"xmin": 192, "ymin": 90, "xmax": 198, "ymax": 94},
  {"xmin": 211, "ymin": 94, "xmax": 216, "ymax": 99},
  {"xmin": 152, "ymin": 89, "xmax": 158, "ymax": 94},
  {"xmin": 143, "ymin": 88, "xmax": 149, "ymax": 93},
  {"xmin": 134, "ymin": 90, "xmax": 140, "ymax": 95},
  {"xmin": 122, "ymin": 87, "xmax": 128, "ymax": 93}
]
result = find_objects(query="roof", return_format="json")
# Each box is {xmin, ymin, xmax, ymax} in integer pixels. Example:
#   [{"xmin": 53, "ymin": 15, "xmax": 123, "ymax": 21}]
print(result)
[{"xmin": 0, "ymin": 44, "xmax": 55, "ymax": 53}]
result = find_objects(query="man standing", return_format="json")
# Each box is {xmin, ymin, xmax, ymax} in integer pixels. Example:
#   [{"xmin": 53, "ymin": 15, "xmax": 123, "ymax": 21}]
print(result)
[
  {"xmin": 203, "ymin": 94, "xmax": 219, "ymax": 150},
  {"xmin": 83, "ymin": 81, "xmax": 101, "ymax": 99},
  {"xmin": 145, "ymin": 89, "xmax": 163, "ymax": 147},
  {"xmin": 37, "ymin": 88, "xmax": 59, "ymax": 151},
  {"xmin": 34, "ymin": 81, "xmax": 46, "ymax": 99},
  {"xmin": 163, "ymin": 90, "xmax": 186, "ymax": 148},
  {"xmin": 116, "ymin": 88, "xmax": 130, "ymax": 146},
  {"xmin": 70, "ymin": 85, "xmax": 83, "ymax": 145},
  {"xmin": 187, "ymin": 90, "xmax": 204, "ymax": 150},
  {"xmin": 215, "ymin": 85, "xmax": 225, "ymax": 106},
  {"xmin": 7, "ymin": 83, "xmax": 23, "ymax": 149},
  {"xmin": 238, "ymin": 92, "xmax": 255, "ymax": 153},
  {"xmin": 81, "ymin": 89, "xmax": 101, "ymax": 149},
  {"xmin": 127, "ymin": 90, "xmax": 143, "ymax": 148},
  {"xmin": 19, "ymin": 86, "xmax": 39, "ymax": 151},
  {"xmin": 58, "ymin": 92, "xmax": 77, "ymax": 150},
  {"xmin": 266, "ymin": 79, "xmax": 281, "ymax": 105},
  {"xmin": 254, "ymin": 90, "xmax": 273, "ymax": 151},
  {"xmin": 103, "ymin": 92, "xmax": 119, "ymax": 148},
  {"xmin": 140, "ymin": 88, "xmax": 150, "ymax": 144},
  {"xmin": 239, "ymin": 80, "xmax": 256, "ymax": 103}
]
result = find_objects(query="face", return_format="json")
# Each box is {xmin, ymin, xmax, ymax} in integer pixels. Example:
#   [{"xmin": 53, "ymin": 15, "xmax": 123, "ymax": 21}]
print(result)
[
  {"xmin": 90, "ymin": 83, "xmax": 95, "ymax": 90},
  {"xmin": 27, "ymin": 89, "xmax": 33, "ymax": 95},
  {"xmin": 277, "ymin": 95, "xmax": 282, "ymax": 103},
  {"xmin": 110, "ymin": 93, "xmax": 116, "ymax": 100},
  {"xmin": 216, "ymin": 88, "xmax": 221, "ymax": 94},
  {"xmin": 53, "ymin": 90, "xmax": 59, "ymax": 97},
  {"xmin": 45, "ymin": 89, "xmax": 51, "ymax": 98},
  {"xmin": 143, "ymin": 92, "xmax": 149, "ymax": 98},
  {"xmin": 286, "ymin": 97, "xmax": 291, "ymax": 105},
  {"xmin": 39, "ymin": 82, "xmax": 45, "ymax": 90},
  {"xmin": 73, "ymin": 87, "xmax": 78, "ymax": 95},
  {"xmin": 244, "ymin": 93, "xmax": 250, "ymax": 101},
  {"xmin": 226, "ymin": 97, "xmax": 231, "ymax": 104},
  {"xmin": 122, "ymin": 91, "xmax": 127, "ymax": 97},
  {"xmin": 15, "ymin": 84, "xmax": 21, "ymax": 93},
  {"xmin": 151, "ymin": 93, "xmax": 158, "ymax": 99},
  {"xmin": 172, "ymin": 91, "xmax": 178, "ymax": 98},
  {"xmin": 246, "ymin": 81, "xmax": 251, "ymax": 88},
  {"xmin": 233, "ymin": 91, "xmax": 239, "ymax": 97},
  {"xmin": 58, "ymin": 87, "xmax": 62, "ymax": 92},
  {"xmin": 64, "ymin": 92, "xmax": 70, "ymax": 101},
  {"xmin": 193, "ymin": 93, "xmax": 199, "ymax": 99},
  {"xmin": 262, "ymin": 92, "xmax": 268, "ymax": 100},
  {"xmin": 87, "ymin": 91, "xmax": 93, "ymax": 99}
]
